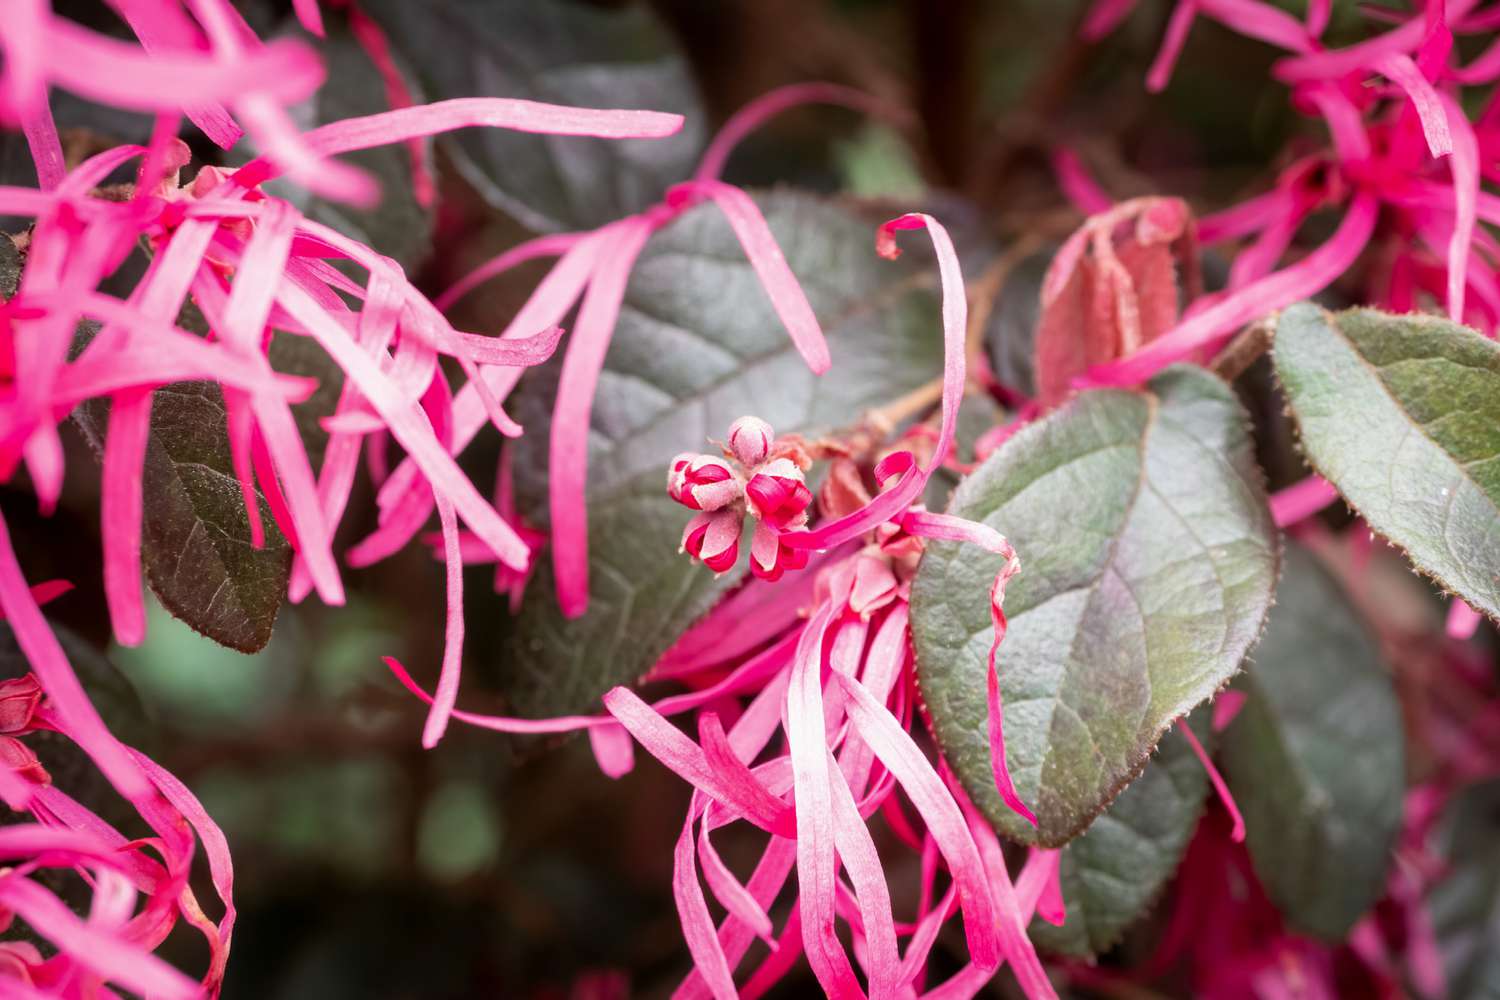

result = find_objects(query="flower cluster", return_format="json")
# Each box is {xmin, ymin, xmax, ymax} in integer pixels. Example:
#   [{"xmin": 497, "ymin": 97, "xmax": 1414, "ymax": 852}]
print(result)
[{"xmin": 668, "ymin": 416, "xmax": 813, "ymax": 582}]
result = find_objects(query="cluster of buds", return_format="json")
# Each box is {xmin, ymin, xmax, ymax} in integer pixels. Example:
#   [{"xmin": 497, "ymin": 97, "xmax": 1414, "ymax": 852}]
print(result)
[
  {"xmin": 0, "ymin": 675, "xmax": 49, "ymax": 786},
  {"xmin": 667, "ymin": 416, "xmax": 813, "ymax": 581}
]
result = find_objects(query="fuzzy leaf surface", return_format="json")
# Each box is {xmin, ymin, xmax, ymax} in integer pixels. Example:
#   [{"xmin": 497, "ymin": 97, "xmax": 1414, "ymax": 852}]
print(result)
[
  {"xmin": 1273, "ymin": 304, "xmax": 1500, "ymax": 622},
  {"xmin": 1030, "ymin": 708, "xmax": 1212, "ymax": 956},
  {"xmin": 911, "ymin": 365, "xmax": 1278, "ymax": 846}
]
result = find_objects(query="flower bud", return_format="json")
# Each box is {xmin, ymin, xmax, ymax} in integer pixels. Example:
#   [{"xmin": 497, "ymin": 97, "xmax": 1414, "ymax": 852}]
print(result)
[
  {"xmin": 749, "ymin": 521, "xmax": 809, "ymax": 582},
  {"xmin": 0, "ymin": 737, "xmax": 48, "ymax": 786},
  {"xmin": 0, "ymin": 676, "xmax": 42, "ymax": 735},
  {"xmin": 745, "ymin": 458, "xmax": 812, "ymax": 528},
  {"xmin": 668, "ymin": 454, "xmax": 742, "ymax": 511},
  {"xmin": 681, "ymin": 509, "xmax": 744, "ymax": 574},
  {"xmin": 727, "ymin": 415, "xmax": 774, "ymax": 467}
]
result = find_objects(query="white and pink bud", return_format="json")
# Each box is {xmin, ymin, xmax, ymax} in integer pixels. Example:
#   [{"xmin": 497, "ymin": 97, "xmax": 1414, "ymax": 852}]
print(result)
[
  {"xmin": 667, "ymin": 453, "xmax": 742, "ymax": 511},
  {"xmin": 681, "ymin": 508, "xmax": 744, "ymax": 574},
  {"xmin": 749, "ymin": 521, "xmax": 809, "ymax": 583},
  {"xmin": 727, "ymin": 415, "xmax": 774, "ymax": 467},
  {"xmin": 745, "ymin": 458, "xmax": 812, "ymax": 528}
]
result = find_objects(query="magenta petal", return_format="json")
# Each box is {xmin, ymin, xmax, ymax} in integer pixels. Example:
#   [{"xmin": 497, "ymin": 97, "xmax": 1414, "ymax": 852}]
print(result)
[
  {"xmin": 1179, "ymin": 719, "xmax": 1245, "ymax": 842},
  {"xmin": 1269, "ymin": 475, "xmax": 1340, "ymax": 527},
  {"xmin": 550, "ymin": 218, "xmax": 654, "ymax": 618}
]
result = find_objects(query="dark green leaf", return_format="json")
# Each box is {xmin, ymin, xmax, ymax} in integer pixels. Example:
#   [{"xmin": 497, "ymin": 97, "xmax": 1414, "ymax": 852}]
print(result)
[
  {"xmin": 500, "ymin": 192, "xmax": 945, "ymax": 717},
  {"xmin": 911, "ymin": 365, "xmax": 1278, "ymax": 846},
  {"xmin": 72, "ymin": 384, "xmax": 292, "ymax": 654},
  {"xmin": 265, "ymin": 19, "xmax": 434, "ymax": 269},
  {"xmin": 361, "ymin": 0, "xmax": 704, "ymax": 234},
  {"xmin": 1220, "ymin": 543, "xmax": 1404, "ymax": 940},
  {"xmin": 1030, "ymin": 708, "xmax": 1212, "ymax": 957},
  {"xmin": 1273, "ymin": 304, "xmax": 1500, "ymax": 623}
]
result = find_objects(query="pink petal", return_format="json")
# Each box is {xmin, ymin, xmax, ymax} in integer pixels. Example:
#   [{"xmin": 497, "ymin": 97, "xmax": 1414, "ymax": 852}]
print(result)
[
  {"xmin": 1081, "ymin": 0, "xmax": 1140, "ymax": 40},
  {"xmin": 603, "ymin": 686, "xmax": 793, "ymax": 835},
  {"xmin": 673, "ymin": 811, "xmax": 739, "ymax": 1000},
  {"xmin": 100, "ymin": 391, "xmax": 151, "ymax": 646},
  {"xmin": 668, "ymin": 180, "xmax": 830, "ymax": 374},
  {"xmin": 834, "ymin": 671, "xmax": 1003, "ymax": 971},
  {"xmin": 0, "ymin": 877, "xmax": 198, "ymax": 999},
  {"xmin": 0, "ymin": 513, "xmax": 148, "ymax": 800},
  {"xmin": 1050, "ymin": 147, "xmax": 1112, "ymax": 214},
  {"xmin": 1179, "ymin": 720, "xmax": 1244, "ymax": 842},
  {"xmin": 1269, "ymin": 475, "xmax": 1340, "ymax": 527},
  {"xmin": 1446, "ymin": 599, "xmax": 1482, "ymax": 640},
  {"xmin": 1375, "ymin": 53, "xmax": 1453, "ymax": 157},
  {"xmin": 550, "ymin": 218, "xmax": 654, "ymax": 618},
  {"xmin": 419, "ymin": 494, "xmax": 465, "ymax": 748},
  {"xmin": 588, "ymin": 723, "xmax": 636, "ymax": 779},
  {"xmin": 694, "ymin": 82, "xmax": 901, "ymax": 183}
]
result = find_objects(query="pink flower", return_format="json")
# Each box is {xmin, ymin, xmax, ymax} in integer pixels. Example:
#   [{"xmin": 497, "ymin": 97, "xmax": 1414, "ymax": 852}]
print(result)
[
  {"xmin": 744, "ymin": 458, "xmax": 813, "ymax": 528},
  {"xmin": 668, "ymin": 453, "xmax": 743, "ymax": 511},
  {"xmin": 681, "ymin": 509, "xmax": 744, "ymax": 575}
]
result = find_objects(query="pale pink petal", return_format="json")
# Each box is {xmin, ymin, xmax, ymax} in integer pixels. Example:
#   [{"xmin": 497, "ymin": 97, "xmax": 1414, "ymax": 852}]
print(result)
[
  {"xmin": 673, "ymin": 811, "xmax": 739, "ymax": 1000},
  {"xmin": 420, "ymin": 494, "xmax": 465, "ymax": 748},
  {"xmin": 550, "ymin": 218, "xmax": 654, "ymax": 617}
]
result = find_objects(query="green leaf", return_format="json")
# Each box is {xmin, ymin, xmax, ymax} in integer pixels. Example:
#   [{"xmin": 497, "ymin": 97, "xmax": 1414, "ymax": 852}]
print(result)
[
  {"xmin": 1273, "ymin": 303, "xmax": 1500, "ymax": 623},
  {"xmin": 499, "ymin": 192, "xmax": 945, "ymax": 717},
  {"xmin": 360, "ymin": 0, "xmax": 704, "ymax": 234},
  {"xmin": 1030, "ymin": 708, "xmax": 1212, "ymax": 957},
  {"xmin": 72, "ymin": 385, "xmax": 293, "ymax": 654},
  {"xmin": 910, "ymin": 365, "xmax": 1278, "ymax": 846},
  {"xmin": 1219, "ymin": 543, "xmax": 1404, "ymax": 941},
  {"xmin": 266, "ymin": 19, "xmax": 434, "ymax": 269}
]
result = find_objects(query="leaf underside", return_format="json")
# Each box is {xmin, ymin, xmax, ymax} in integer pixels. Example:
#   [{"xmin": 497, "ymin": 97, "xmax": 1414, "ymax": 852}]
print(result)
[{"xmin": 911, "ymin": 364, "xmax": 1279, "ymax": 847}]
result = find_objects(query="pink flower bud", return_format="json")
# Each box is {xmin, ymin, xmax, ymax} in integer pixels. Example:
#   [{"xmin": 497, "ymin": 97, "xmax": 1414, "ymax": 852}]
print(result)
[
  {"xmin": 749, "ymin": 521, "xmax": 809, "ymax": 582},
  {"xmin": 667, "ymin": 454, "xmax": 741, "ymax": 511},
  {"xmin": 0, "ymin": 676, "xmax": 42, "ymax": 735},
  {"xmin": 0, "ymin": 737, "xmax": 49, "ymax": 786},
  {"xmin": 727, "ymin": 415, "xmax": 774, "ymax": 466},
  {"xmin": 681, "ymin": 509, "xmax": 744, "ymax": 574},
  {"xmin": 745, "ymin": 458, "xmax": 812, "ymax": 528}
]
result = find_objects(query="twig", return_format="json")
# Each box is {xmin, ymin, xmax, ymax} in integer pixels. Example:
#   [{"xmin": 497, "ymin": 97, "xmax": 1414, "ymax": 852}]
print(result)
[{"xmin": 1211, "ymin": 316, "xmax": 1276, "ymax": 382}]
